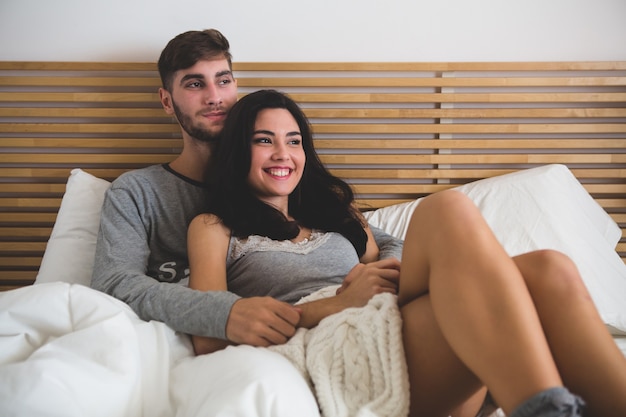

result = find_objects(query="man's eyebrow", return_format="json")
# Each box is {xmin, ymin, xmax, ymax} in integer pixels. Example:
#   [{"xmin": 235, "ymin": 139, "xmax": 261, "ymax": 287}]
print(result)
[
  {"xmin": 216, "ymin": 70, "xmax": 233, "ymax": 78},
  {"xmin": 178, "ymin": 70, "xmax": 232, "ymax": 86},
  {"xmin": 179, "ymin": 73, "xmax": 204, "ymax": 85}
]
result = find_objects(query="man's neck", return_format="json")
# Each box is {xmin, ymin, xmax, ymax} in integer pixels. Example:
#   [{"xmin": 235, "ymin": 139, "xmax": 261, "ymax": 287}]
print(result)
[{"xmin": 168, "ymin": 140, "xmax": 214, "ymax": 182}]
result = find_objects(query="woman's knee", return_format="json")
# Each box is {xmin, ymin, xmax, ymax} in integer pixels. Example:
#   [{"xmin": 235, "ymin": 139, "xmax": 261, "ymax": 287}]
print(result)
[
  {"xmin": 409, "ymin": 190, "xmax": 482, "ymax": 233},
  {"xmin": 515, "ymin": 249, "xmax": 587, "ymax": 299}
]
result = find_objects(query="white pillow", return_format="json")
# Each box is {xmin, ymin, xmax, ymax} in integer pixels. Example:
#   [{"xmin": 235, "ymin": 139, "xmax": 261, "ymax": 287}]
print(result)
[
  {"xmin": 35, "ymin": 169, "xmax": 111, "ymax": 286},
  {"xmin": 364, "ymin": 164, "xmax": 626, "ymax": 335}
]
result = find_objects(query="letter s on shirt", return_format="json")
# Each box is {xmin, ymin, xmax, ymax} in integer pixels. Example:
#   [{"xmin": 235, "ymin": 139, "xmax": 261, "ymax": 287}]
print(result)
[{"xmin": 158, "ymin": 262, "xmax": 178, "ymax": 282}]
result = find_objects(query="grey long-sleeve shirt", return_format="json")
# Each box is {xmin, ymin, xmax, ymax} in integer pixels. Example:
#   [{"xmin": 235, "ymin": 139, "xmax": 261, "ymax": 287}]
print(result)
[{"xmin": 91, "ymin": 164, "xmax": 403, "ymax": 339}]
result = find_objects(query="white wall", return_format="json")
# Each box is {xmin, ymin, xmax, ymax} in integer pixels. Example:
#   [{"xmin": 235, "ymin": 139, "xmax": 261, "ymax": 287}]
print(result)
[{"xmin": 1, "ymin": 0, "xmax": 625, "ymax": 62}]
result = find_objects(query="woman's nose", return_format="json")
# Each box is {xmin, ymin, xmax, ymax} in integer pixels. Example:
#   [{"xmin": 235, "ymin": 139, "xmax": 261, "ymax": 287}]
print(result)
[{"xmin": 272, "ymin": 142, "xmax": 290, "ymax": 160}]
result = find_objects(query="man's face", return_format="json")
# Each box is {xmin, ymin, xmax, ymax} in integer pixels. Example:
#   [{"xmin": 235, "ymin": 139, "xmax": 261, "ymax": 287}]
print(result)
[{"xmin": 160, "ymin": 59, "xmax": 238, "ymax": 143}]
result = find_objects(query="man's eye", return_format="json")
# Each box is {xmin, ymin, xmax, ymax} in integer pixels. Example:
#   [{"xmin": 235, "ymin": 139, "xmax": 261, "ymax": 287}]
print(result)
[
  {"xmin": 218, "ymin": 78, "xmax": 232, "ymax": 86},
  {"xmin": 186, "ymin": 81, "xmax": 202, "ymax": 88}
]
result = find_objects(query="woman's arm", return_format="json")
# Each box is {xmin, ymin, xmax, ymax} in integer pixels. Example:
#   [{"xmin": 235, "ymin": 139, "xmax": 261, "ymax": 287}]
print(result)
[
  {"xmin": 188, "ymin": 214, "xmax": 301, "ymax": 353},
  {"xmin": 187, "ymin": 213, "xmax": 233, "ymax": 355}
]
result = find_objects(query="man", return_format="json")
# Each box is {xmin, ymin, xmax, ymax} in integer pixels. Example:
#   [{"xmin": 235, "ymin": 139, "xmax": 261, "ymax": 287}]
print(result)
[{"xmin": 91, "ymin": 29, "xmax": 402, "ymax": 414}]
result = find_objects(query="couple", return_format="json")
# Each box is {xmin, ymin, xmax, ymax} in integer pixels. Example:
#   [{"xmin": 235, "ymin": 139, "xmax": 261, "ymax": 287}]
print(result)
[{"xmin": 92, "ymin": 29, "xmax": 626, "ymax": 417}]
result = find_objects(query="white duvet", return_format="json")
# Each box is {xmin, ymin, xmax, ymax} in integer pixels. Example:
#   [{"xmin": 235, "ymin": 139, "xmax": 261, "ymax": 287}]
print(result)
[
  {"xmin": 0, "ymin": 282, "xmax": 179, "ymax": 417},
  {"xmin": 0, "ymin": 282, "xmax": 320, "ymax": 417}
]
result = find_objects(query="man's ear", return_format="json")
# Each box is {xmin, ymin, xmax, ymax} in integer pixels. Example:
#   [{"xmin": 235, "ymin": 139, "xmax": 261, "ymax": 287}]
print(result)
[{"xmin": 159, "ymin": 87, "xmax": 175, "ymax": 115}]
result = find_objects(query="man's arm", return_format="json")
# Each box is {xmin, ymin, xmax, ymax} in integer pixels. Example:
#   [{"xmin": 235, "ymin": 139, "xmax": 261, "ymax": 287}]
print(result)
[
  {"xmin": 91, "ymin": 185, "xmax": 239, "ymax": 338},
  {"xmin": 370, "ymin": 224, "xmax": 403, "ymax": 260}
]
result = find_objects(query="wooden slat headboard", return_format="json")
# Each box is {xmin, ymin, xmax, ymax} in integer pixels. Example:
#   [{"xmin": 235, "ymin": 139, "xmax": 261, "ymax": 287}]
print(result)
[{"xmin": 1, "ymin": 61, "xmax": 625, "ymax": 289}]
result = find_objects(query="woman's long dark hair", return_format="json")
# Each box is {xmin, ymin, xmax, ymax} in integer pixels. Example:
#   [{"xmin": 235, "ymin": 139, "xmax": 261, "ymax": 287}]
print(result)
[{"xmin": 206, "ymin": 89, "xmax": 367, "ymax": 257}]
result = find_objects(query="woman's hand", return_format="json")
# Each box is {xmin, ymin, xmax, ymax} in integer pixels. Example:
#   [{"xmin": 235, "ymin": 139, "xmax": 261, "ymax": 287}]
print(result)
[{"xmin": 335, "ymin": 257, "xmax": 401, "ymax": 301}]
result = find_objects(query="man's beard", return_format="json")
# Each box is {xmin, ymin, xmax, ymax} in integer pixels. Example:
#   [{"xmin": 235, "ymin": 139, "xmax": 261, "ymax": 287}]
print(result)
[{"xmin": 172, "ymin": 100, "xmax": 221, "ymax": 143}]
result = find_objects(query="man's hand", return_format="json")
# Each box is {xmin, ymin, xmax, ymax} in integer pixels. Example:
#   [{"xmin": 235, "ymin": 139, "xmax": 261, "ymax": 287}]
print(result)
[
  {"xmin": 225, "ymin": 297, "xmax": 301, "ymax": 347},
  {"xmin": 335, "ymin": 258, "xmax": 401, "ymax": 304}
]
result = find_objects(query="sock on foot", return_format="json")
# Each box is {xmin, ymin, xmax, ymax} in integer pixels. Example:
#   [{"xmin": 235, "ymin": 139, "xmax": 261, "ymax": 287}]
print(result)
[{"xmin": 508, "ymin": 387, "xmax": 585, "ymax": 417}]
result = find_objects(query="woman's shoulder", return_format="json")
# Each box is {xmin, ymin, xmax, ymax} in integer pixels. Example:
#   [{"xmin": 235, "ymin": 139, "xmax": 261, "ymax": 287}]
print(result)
[{"xmin": 189, "ymin": 213, "xmax": 230, "ymax": 235}]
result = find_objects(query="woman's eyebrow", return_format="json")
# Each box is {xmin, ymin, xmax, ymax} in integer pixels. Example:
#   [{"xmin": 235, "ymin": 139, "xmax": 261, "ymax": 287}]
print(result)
[
  {"xmin": 253, "ymin": 130, "xmax": 301, "ymax": 136},
  {"xmin": 253, "ymin": 129, "xmax": 275, "ymax": 136}
]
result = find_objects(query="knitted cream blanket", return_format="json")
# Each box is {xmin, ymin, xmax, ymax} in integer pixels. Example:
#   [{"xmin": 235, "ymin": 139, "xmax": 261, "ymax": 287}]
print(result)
[{"xmin": 268, "ymin": 285, "xmax": 410, "ymax": 417}]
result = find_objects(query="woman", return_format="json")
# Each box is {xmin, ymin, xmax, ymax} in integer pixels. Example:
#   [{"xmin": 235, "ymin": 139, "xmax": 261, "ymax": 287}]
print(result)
[{"xmin": 188, "ymin": 89, "xmax": 626, "ymax": 417}]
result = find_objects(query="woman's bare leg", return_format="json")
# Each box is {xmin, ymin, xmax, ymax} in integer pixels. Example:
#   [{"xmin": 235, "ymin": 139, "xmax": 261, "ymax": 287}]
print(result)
[
  {"xmin": 398, "ymin": 190, "xmax": 562, "ymax": 415},
  {"xmin": 514, "ymin": 250, "xmax": 626, "ymax": 417},
  {"xmin": 401, "ymin": 294, "xmax": 487, "ymax": 417}
]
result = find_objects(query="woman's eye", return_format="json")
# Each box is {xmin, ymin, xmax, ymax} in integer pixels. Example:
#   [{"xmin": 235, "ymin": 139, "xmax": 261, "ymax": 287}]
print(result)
[
  {"xmin": 253, "ymin": 137, "xmax": 271, "ymax": 144},
  {"xmin": 288, "ymin": 139, "xmax": 301, "ymax": 145}
]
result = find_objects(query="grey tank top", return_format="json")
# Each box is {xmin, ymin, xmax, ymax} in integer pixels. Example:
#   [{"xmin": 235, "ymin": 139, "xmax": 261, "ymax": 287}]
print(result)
[{"xmin": 226, "ymin": 231, "xmax": 359, "ymax": 304}]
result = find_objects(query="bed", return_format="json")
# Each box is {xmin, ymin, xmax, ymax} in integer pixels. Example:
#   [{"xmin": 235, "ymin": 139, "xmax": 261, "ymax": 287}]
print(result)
[{"xmin": 1, "ymin": 61, "xmax": 625, "ymax": 416}]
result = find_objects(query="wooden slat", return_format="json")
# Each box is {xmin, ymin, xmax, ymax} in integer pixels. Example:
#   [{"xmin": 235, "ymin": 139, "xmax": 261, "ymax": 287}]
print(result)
[
  {"xmin": 315, "ymin": 139, "xmax": 626, "ymax": 150},
  {"xmin": 321, "ymin": 154, "xmax": 626, "ymax": 164},
  {"xmin": 0, "ymin": 138, "xmax": 182, "ymax": 148},
  {"xmin": 2, "ymin": 123, "xmax": 624, "ymax": 135},
  {"xmin": 3, "ymin": 91, "xmax": 625, "ymax": 104},
  {"xmin": 0, "ymin": 168, "xmax": 124, "ymax": 179},
  {"xmin": 0, "ymin": 227, "xmax": 53, "ymax": 237},
  {"xmin": 314, "ymin": 124, "xmax": 626, "ymax": 134},
  {"xmin": 0, "ymin": 183, "xmax": 66, "ymax": 193},
  {"xmin": 0, "ymin": 123, "xmax": 179, "ymax": 134},
  {"xmin": 305, "ymin": 108, "xmax": 626, "ymax": 119},
  {"xmin": 2, "ymin": 107, "xmax": 625, "ymax": 120},
  {"xmin": 0, "ymin": 76, "xmax": 161, "ymax": 88},
  {"xmin": 2, "ymin": 60, "xmax": 626, "ymax": 72},
  {"xmin": 0, "ymin": 212, "xmax": 58, "ymax": 222},
  {"xmin": 353, "ymin": 183, "xmax": 626, "ymax": 195},
  {"xmin": 289, "ymin": 92, "xmax": 626, "ymax": 104},
  {"xmin": 2, "ymin": 154, "xmax": 175, "ymax": 163},
  {"xmin": 0, "ymin": 242, "xmax": 47, "ymax": 251},
  {"xmin": 5, "ymin": 138, "xmax": 626, "ymax": 150},
  {"xmin": 0, "ymin": 198, "xmax": 62, "ymax": 208},
  {"xmin": 0, "ymin": 108, "xmax": 170, "ymax": 118},
  {"xmin": 0, "ymin": 257, "xmax": 43, "ymax": 267},
  {"xmin": 2, "ymin": 153, "xmax": 625, "ymax": 165},
  {"xmin": 236, "ymin": 76, "xmax": 626, "ymax": 88},
  {"xmin": 231, "ymin": 61, "xmax": 626, "ymax": 71},
  {"xmin": 0, "ymin": 61, "xmax": 156, "ymax": 71},
  {"xmin": 330, "ymin": 168, "xmax": 626, "ymax": 179}
]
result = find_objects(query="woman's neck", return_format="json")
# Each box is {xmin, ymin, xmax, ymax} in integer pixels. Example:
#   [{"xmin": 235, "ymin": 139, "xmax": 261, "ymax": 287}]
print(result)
[{"xmin": 260, "ymin": 196, "xmax": 290, "ymax": 218}]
